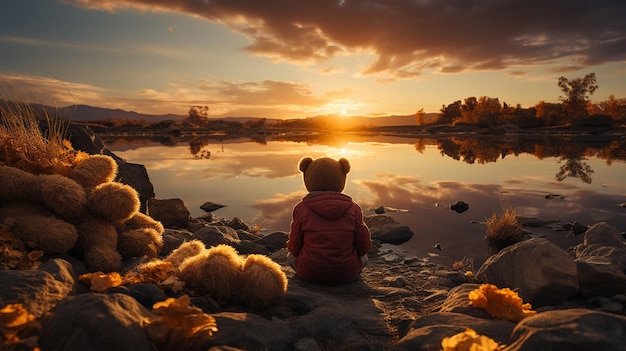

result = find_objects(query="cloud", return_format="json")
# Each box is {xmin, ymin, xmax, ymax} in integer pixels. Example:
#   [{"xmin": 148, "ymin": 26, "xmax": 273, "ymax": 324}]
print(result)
[
  {"xmin": 63, "ymin": 0, "xmax": 626, "ymax": 80},
  {"xmin": 0, "ymin": 74, "xmax": 343, "ymax": 117}
]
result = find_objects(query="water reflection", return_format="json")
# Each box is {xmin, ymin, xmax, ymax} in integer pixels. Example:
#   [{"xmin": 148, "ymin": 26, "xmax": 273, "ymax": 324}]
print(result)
[{"xmin": 103, "ymin": 133, "xmax": 626, "ymax": 267}]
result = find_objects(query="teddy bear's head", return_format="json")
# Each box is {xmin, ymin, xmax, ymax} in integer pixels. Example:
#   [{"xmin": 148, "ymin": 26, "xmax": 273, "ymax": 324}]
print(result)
[{"xmin": 299, "ymin": 156, "xmax": 351, "ymax": 192}]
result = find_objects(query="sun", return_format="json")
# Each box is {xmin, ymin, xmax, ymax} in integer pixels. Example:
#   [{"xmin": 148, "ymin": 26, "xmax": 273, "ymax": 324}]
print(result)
[{"xmin": 339, "ymin": 108, "xmax": 347, "ymax": 115}]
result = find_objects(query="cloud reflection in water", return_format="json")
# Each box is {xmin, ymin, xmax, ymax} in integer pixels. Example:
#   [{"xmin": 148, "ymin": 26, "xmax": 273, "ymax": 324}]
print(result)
[{"xmin": 107, "ymin": 136, "xmax": 626, "ymax": 267}]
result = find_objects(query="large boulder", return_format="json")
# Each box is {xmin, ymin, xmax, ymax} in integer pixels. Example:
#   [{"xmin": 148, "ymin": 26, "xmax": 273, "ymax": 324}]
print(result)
[
  {"xmin": 147, "ymin": 198, "xmax": 191, "ymax": 228},
  {"xmin": 39, "ymin": 293, "xmax": 154, "ymax": 351},
  {"xmin": 506, "ymin": 309, "xmax": 626, "ymax": 351},
  {"xmin": 476, "ymin": 238, "xmax": 579, "ymax": 306},
  {"xmin": 572, "ymin": 222, "xmax": 626, "ymax": 297},
  {"xmin": 365, "ymin": 215, "xmax": 414, "ymax": 245},
  {"xmin": 393, "ymin": 312, "xmax": 514, "ymax": 351},
  {"xmin": 0, "ymin": 265, "xmax": 74, "ymax": 318}
]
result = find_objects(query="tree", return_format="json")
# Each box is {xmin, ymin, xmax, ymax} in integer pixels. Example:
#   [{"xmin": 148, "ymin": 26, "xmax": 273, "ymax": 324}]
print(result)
[
  {"xmin": 535, "ymin": 101, "xmax": 564, "ymax": 126},
  {"xmin": 460, "ymin": 97, "xmax": 479, "ymax": 124},
  {"xmin": 415, "ymin": 108, "xmax": 425, "ymax": 125},
  {"xmin": 558, "ymin": 73, "xmax": 598, "ymax": 120},
  {"xmin": 603, "ymin": 95, "xmax": 626, "ymax": 122},
  {"xmin": 187, "ymin": 105, "xmax": 210, "ymax": 122},
  {"xmin": 438, "ymin": 100, "xmax": 462, "ymax": 124},
  {"xmin": 474, "ymin": 96, "xmax": 502, "ymax": 127}
]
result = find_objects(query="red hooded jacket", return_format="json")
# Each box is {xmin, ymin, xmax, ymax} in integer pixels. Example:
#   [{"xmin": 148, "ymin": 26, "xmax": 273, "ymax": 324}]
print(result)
[{"xmin": 287, "ymin": 192, "xmax": 372, "ymax": 285}]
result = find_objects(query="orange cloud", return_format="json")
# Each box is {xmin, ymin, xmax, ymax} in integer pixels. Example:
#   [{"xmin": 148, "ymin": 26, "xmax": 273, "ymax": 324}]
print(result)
[{"xmin": 62, "ymin": 0, "xmax": 626, "ymax": 80}]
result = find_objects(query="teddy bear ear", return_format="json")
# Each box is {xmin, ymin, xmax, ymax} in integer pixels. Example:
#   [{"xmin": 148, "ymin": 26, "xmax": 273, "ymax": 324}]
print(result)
[
  {"xmin": 338, "ymin": 158, "xmax": 351, "ymax": 174},
  {"xmin": 299, "ymin": 157, "xmax": 313, "ymax": 173}
]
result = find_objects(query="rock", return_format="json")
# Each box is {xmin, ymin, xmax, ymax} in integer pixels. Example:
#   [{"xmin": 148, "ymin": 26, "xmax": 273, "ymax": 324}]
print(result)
[
  {"xmin": 572, "ymin": 222, "xmax": 626, "ymax": 297},
  {"xmin": 0, "ymin": 268, "xmax": 73, "ymax": 318},
  {"xmin": 438, "ymin": 283, "xmax": 493, "ymax": 319},
  {"xmin": 393, "ymin": 325, "xmax": 467, "ymax": 351},
  {"xmin": 234, "ymin": 240, "xmax": 271, "ymax": 256},
  {"xmin": 39, "ymin": 293, "xmax": 154, "ymax": 351},
  {"xmin": 38, "ymin": 258, "xmax": 79, "ymax": 292},
  {"xmin": 160, "ymin": 228, "xmax": 194, "ymax": 255},
  {"xmin": 449, "ymin": 201, "xmax": 469, "ymax": 213},
  {"xmin": 506, "ymin": 309, "xmax": 626, "ymax": 351},
  {"xmin": 575, "ymin": 248, "xmax": 626, "ymax": 297},
  {"xmin": 125, "ymin": 283, "xmax": 168, "ymax": 309},
  {"xmin": 364, "ymin": 215, "xmax": 414, "ymax": 245},
  {"xmin": 565, "ymin": 221, "xmax": 589, "ymax": 235},
  {"xmin": 252, "ymin": 231, "xmax": 289, "ymax": 253},
  {"xmin": 200, "ymin": 201, "xmax": 226, "ymax": 212},
  {"xmin": 374, "ymin": 205, "xmax": 386, "ymax": 214},
  {"xmin": 394, "ymin": 312, "xmax": 514, "ymax": 350},
  {"xmin": 476, "ymin": 238, "xmax": 579, "ymax": 306},
  {"xmin": 285, "ymin": 281, "xmax": 394, "ymax": 350},
  {"xmin": 116, "ymin": 161, "xmax": 155, "ymax": 213},
  {"xmin": 147, "ymin": 198, "xmax": 191, "ymax": 228},
  {"xmin": 226, "ymin": 217, "xmax": 251, "ymax": 231},
  {"xmin": 193, "ymin": 225, "xmax": 241, "ymax": 248},
  {"xmin": 205, "ymin": 312, "xmax": 297, "ymax": 350},
  {"xmin": 583, "ymin": 221, "xmax": 625, "ymax": 246}
]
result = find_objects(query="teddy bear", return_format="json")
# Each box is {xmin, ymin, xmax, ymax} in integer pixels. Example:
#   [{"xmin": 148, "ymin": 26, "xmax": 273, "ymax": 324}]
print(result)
[
  {"xmin": 0, "ymin": 154, "xmax": 164, "ymax": 272},
  {"xmin": 138, "ymin": 240, "xmax": 288, "ymax": 309},
  {"xmin": 286, "ymin": 156, "xmax": 372, "ymax": 285}
]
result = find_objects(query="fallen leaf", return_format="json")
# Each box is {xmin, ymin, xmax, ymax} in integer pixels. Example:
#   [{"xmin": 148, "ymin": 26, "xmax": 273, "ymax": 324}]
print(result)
[
  {"xmin": 469, "ymin": 284, "xmax": 537, "ymax": 322},
  {"xmin": 144, "ymin": 295, "xmax": 218, "ymax": 351},
  {"xmin": 0, "ymin": 304, "xmax": 35, "ymax": 329},
  {"xmin": 441, "ymin": 328, "xmax": 502, "ymax": 351},
  {"xmin": 79, "ymin": 272, "xmax": 123, "ymax": 292}
]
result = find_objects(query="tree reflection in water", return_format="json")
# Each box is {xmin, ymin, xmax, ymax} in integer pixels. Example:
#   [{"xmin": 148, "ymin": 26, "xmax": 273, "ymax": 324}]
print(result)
[
  {"xmin": 556, "ymin": 156, "xmax": 594, "ymax": 184},
  {"xmin": 434, "ymin": 135, "xmax": 626, "ymax": 184}
]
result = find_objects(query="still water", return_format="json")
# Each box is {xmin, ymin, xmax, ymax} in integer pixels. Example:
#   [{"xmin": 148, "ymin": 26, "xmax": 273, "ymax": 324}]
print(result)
[{"xmin": 104, "ymin": 133, "xmax": 626, "ymax": 267}]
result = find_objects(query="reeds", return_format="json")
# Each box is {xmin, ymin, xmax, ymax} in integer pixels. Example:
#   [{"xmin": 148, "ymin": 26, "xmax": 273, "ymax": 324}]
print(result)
[
  {"xmin": 0, "ymin": 92, "xmax": 87, "ymax": 175},
  {"xmin": 485, "ymin": 208, "xmax": 523, "ymax": 243},
  {"xmin": 486, "ymin": 208, "xmax": 523, "ymax": 255}
]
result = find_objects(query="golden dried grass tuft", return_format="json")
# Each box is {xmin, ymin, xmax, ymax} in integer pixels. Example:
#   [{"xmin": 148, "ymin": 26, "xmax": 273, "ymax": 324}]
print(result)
[
  {"xmin": 485, "ymin": 208, "xmax": 523, "ymax": 243},
  {"xmin": 0, "ymin": 91, "xmax": 88, "ymax": 175}
]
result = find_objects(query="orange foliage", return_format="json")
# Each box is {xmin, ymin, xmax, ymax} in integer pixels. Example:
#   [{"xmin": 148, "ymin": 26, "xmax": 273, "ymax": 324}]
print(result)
[
  {"xmin": 79, "ymin": 272, "xmax": 123, "ymax": 292},
  {"xmin": 469, "ymin": 284, "xmax": 537, "ymax": 322},
  {"xmin": 0, "ymin": 223, "xmax": 43, "ymax": 270},
  {"xmin": 0, "ymin": 303, "xmax": 41, "ymax": 350},
  {"xmin": 441, "ymin": 328, "xmax": 502, "ymax": 351},
  {"xmin": 143, "ymin": 295, "xmax": 218, "ymax": 351}
]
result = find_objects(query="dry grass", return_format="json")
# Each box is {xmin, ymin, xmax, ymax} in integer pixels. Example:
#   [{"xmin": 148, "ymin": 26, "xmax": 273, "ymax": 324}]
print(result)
[
  {"xmin": 0, "ymin": 93, "xmax": 87, "ymax": 175},
  {"xmin": 485, "ymin": 208, "xmax": 523, "ymax": 243},
  {"xmin": 452, "ymin": 256, "xmax": 475, "ymax": 272}
]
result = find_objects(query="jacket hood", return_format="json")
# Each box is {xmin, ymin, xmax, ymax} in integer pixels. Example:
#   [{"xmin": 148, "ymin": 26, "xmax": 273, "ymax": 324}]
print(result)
[{"xmin": 302, "ymin": 192, "xmax": 354, "ymax": 220}]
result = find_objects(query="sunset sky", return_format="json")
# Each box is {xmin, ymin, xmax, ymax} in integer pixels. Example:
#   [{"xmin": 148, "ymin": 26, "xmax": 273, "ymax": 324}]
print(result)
[{"xmin": 1, "ymin": 0, "xmax": 625, "ymax": 118}]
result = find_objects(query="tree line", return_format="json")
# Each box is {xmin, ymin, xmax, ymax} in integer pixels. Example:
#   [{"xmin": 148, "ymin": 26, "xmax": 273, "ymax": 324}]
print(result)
[{"xmin": 429, "ymin": 73, "xmax": 626, "ymax": 128}]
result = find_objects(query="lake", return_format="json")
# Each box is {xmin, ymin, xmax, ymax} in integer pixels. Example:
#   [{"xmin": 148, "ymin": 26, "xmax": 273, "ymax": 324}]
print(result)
[{"xmin": 102, "ymin": 132, "xmax": 626, "ymax": 268}]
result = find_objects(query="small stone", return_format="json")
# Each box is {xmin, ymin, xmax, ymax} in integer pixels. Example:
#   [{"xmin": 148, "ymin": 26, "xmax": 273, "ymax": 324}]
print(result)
[
  {"xmin": 384, "ymin": 276, "xmax": 408, "ymax": 288},
  {"xmin": 449, "ymin": 201, "xmax": 469, "ymax": 213},
  {"xmin": 200, "ymin": 201, "xmax": 226, "ymax": 212},
  {"xmin": 600, "ymin": 302, "xmax": 623, "ymax": 313}
]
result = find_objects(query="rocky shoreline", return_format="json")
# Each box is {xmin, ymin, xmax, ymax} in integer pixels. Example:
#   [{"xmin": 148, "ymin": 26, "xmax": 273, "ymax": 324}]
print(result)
[
  {"xmin": 3, "ymin": 122, "xmax": 625, "ymax": 350},
  {"xmin": 3, "ymin": 197, "xmax": 626, "ymax": 350}
]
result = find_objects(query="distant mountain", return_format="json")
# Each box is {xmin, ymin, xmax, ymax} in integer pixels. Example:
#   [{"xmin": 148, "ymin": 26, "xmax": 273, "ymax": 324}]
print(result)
[
  {"xmin": 27, "ymin": 103, "xmax": 186, "ymax": 122},
  {"xmin": 10, "ymin": 102, "xmax": 437, "ymax": 127}
]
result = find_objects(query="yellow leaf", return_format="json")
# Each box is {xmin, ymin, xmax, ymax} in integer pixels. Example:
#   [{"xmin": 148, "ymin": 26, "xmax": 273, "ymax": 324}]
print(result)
[
  {"xmin": 0, "ymin": 304, "xmax": 35, "ymax": 329},
  {"xmin": 469, "ymin": 284, "xmax": 537, "ymax": 322},
  {"xmin": 441, "ymin": 328, "xmax": 502, "ymax": 351},
  {"xmin": 145, "ymin": 295, "xmax": 218, "ymax": 351},
  {"xmin": 79, "ymin": 272, "xmax": 123, "ymax": 292}
]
